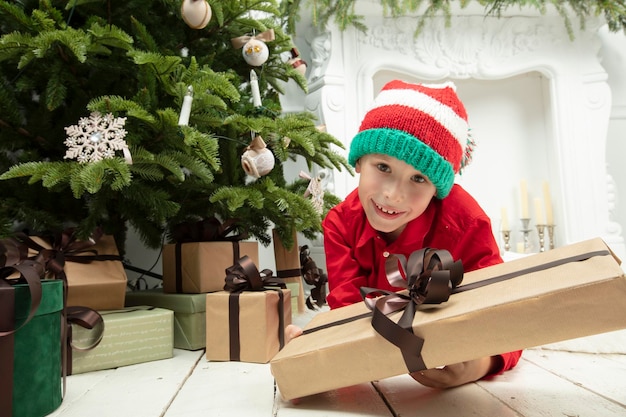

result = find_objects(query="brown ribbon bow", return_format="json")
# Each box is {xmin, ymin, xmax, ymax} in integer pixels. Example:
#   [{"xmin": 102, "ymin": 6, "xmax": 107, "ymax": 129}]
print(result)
[
  {"xmin": 360, "ymin": 248, "xmax": 463, "ymax": 373},
  {"xmin": 230, "ymin": 29, "xmax": 275, "ymax": 49}
]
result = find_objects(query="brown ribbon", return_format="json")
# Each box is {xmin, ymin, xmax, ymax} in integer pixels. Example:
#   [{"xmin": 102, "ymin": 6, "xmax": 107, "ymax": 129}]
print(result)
[
  {"xmin": 303, "ymin": 248, "xmax": 612, "ymax": 373},
  {"xmin": 230, "ymin": 29, "xmax": 275, "ymax": 49},
  {"xmin": 171, "ymin": 218, "xmax": 246, "ymax": 293},
  {"xmin": 223, "ymin": 255, "xmax": 286, "ymax": 361},
  {"xmin": 299, "ymin": 245, "xmax": 328, "ymax": 309}
]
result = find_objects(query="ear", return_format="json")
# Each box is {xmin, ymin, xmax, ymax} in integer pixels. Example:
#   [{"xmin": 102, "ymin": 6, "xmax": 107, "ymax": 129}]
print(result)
[{"xmin": 355, "ymin": 159, "xmax": 361, "ymax": 173}]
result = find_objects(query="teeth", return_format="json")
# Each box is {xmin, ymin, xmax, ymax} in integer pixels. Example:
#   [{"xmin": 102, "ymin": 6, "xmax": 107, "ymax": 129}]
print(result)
[{"xmin": 376, "ymin": 203, "xmax": 397, "ymax": 214}]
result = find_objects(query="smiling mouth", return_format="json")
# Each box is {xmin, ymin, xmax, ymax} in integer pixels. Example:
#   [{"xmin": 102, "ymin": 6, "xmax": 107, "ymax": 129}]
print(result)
[{"xmin": 375, "ymin": 202, "xmax": 400, "ymax": 215}]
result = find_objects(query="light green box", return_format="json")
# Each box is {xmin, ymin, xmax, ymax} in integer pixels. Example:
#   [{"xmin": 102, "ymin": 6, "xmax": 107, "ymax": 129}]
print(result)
[
  {"xmin": 70, "ymin": 307, "xmax": 173, "ymax": 374},
  {"xmin": 125, "ymin": 289, "xmax": 206, "ymax": 350}
]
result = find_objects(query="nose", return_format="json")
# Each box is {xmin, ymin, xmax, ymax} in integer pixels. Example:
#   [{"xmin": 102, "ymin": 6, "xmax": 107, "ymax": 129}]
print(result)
[{"xmin": 383, "ymin": 178, "xmax": 403, "ymax": 202}]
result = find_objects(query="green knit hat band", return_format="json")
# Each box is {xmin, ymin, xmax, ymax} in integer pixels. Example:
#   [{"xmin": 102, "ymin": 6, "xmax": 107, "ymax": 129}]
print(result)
[{"xmin": 349, "ymin": 128, "xmax": 455, "ymax": 199}]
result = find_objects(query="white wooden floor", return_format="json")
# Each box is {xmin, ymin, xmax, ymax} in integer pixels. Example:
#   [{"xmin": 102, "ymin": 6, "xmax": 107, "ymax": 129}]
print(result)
[{"xmin": 48, "ymin": 307, "xmax": 626, "ymax": 417}]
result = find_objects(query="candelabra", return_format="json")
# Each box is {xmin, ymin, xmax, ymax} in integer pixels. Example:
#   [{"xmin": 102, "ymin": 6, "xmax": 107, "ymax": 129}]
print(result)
[
  {"xmin": 520, "ymin": 218, "xmax": 532, "ymax": 253},
  {"xmin": 501, "ymin": 230, "xmax": 511, "ymax": 252},
  {"xmin": 547, "ymin": 225, "xmax": 556, "ymax": 249},
  {"xmin": 536, "ymin": 224, "xmax": 546, "ymax": 252}
]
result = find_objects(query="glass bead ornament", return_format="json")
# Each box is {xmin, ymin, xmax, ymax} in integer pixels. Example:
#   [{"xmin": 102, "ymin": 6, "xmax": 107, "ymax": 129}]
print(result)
[
  {"xmin": 181, "ymin": 0, "xmax": 212, "ymax": 29},
  {"xmin": 241, "ymin": 135, "xmax": 275, "ymax": 178},
  {"xmin": 242, "ymin": 39, "xmax": 269, "ymax": 67}
]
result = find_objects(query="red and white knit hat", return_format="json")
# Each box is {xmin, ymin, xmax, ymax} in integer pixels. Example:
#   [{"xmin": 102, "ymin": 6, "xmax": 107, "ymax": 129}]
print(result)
[{"xmin": 348, "ymin": 80, "xmax": 475, "ymax": 198}]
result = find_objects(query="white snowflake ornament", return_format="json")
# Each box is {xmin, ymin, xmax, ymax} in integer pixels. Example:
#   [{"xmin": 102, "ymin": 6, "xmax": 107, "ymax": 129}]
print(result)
[{"xmin": 64, "ymin": 112, "xmax": 132, "ymax": 164}]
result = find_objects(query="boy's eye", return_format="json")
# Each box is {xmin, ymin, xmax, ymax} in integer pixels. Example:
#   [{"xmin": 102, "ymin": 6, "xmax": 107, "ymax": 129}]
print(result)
[
  {"xmin": 376, "ymin": 163, "xmax": 391, "ymax": 173},
  {"xmin": 411, "ymin": 174, "xmax": 426, "ymax": 184}
]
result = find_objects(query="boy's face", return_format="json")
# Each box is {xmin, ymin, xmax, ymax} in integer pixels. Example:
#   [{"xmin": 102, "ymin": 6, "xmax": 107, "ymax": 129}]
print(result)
[{"xmin": 356, "ymin": 154, "xmax": 437, "ymax": 240}]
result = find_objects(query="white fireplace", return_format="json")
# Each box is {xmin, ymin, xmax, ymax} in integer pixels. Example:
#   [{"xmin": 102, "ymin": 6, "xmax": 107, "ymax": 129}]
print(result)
[{"xmin": 283, "ymin": 1, "xmax": 626, "ymax": 261}]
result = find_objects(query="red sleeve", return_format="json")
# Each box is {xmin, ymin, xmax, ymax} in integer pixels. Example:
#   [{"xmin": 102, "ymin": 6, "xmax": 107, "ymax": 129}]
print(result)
[
  {"xmin": 322, "ymin": 208, "xmax": 367, "ymax": 308},
  {"xmin": 486, "ymin": 350, "xmax": 523, "ymax": 378}
]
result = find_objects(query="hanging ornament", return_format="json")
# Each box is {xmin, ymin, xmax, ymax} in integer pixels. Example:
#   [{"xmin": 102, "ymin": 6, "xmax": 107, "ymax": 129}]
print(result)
[
  {"xmin": 181, "ymin": 0, "xmax": 212, "ymax": 29},
  {"xmin": 287, "ymin": 47, "xmax": 307, "ymax": 76},
  {"xmin": 231, "ymin": 29, "xmax": 275, "ymax": 67},
  {"xmin": 64, "ymin": 112, "xmax": 132, "ymax": 164},
  {"xmin": 241, "ymin": 135, "xmax": 275, "ymax": 178},
  {"xmin": 299, "ymin": 171, "xmax": 324, "ymax": 214}
]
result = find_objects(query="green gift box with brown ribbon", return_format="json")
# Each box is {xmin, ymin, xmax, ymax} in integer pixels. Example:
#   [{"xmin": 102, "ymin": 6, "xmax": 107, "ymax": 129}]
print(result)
[
  {"xmin": 1, "ymin": 279, "xmax": 64, "ymax": 417},
  {"xmin": 125, "ymin": 289, "xmax": 206, "ymax": 350},
  {"xmin": 271, "ymin": 238, "xmax": 626, "ymax": 400},
  {"xmin": 70, "ymin": 307, "xmax": 174, "ymax": 374}
]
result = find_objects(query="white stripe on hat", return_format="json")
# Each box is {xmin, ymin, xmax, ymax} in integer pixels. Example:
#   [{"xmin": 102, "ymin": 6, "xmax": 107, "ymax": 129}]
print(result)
[{"xmin": 371, "ymin": 87, "xmax": 468, "ymax": 151}]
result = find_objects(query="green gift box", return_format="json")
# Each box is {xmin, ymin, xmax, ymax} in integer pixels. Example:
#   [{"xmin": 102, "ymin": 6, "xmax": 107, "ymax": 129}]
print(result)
[
  {"xmin": 1, "ymin": 279, "xmax": 63, "ymax": 417},
  {"xmin": 125, "ymin": 289, "xmax": 206, "ymax": 350},
  {"xmin": 70, "ymin": 307, "xmax": 174, "ymax": 374}
]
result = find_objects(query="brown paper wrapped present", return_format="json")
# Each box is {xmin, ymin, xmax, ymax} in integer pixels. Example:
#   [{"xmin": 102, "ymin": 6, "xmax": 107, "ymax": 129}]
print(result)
[
  {"xmin": 17, "ymin": 230, "xmax": 127, "ymax": 310},
  {"xmin": 272, "ymin": 228, "xmax": 305, "ymax": 313},
  {"xmin": 206, "ymin": 256, "xmax": 292, "ymax": 364},
  {"xmin": 270, "ymin": 238, "xmax": 626, "ymax": 400},
  {"xmin": 162, "ymin": 218, "xmax": 259, "ymax": 293},
  {"xmin": 162, "ymin": 241, "xmax": 259, "ymax": 293}
]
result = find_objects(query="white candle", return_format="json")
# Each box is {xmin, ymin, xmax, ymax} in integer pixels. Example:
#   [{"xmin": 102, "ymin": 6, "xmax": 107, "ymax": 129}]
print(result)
[
  {"xmin": 501, "ymin": 207, "xmax": 509, "ymax": 231},
  {"xmin": 543, "ymin": 181, "xmax": 554, "ymax": 225},
  {"xmin": 250, "ymin": 69, "xmax": 261, "ymax": 108},
  {"xmin": 520, "ymin": 180, "xmax": 529, "ymax": 219},
  {"xmin": 178, "ymin": 85, "xmax": 193, "ymax": 126},
  {"xmin": 534, "ymin": 197, "xmax": 544, "ymax": 225}
]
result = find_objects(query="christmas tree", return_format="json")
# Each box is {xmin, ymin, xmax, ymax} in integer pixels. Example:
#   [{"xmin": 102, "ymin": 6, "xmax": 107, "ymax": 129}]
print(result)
[{"xmin": 0, "ymin": 0, "xmax": 351, "ymax": 254}]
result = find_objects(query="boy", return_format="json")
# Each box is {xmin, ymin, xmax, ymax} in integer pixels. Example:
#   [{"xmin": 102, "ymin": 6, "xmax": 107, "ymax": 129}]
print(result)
[{"xmin": 290, "ymin": 80, "xmax": 521, "ymax": 389}]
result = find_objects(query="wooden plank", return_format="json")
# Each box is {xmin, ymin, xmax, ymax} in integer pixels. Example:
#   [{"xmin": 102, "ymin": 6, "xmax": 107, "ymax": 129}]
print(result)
[
  {"xmin": 164, "ymin": 360, "xmax": 276, "ymax": 417},
  {"xmin": 49, "ymin": 349, "xmax": 204, "ymax": 417},
  {"xmin": 276, "ymin": 382, "xmax": 393, "ymax": 417},
  {"xmin": 522, "ymin": 348, "xmax": 626, "ymax": 406},
  {"xmin": 374, "ymin": 374, "xmax": 520, "ymax": 417},
  {"xmin": 477, "ymin": 352, "xmax": 626, "ymax": 416}
]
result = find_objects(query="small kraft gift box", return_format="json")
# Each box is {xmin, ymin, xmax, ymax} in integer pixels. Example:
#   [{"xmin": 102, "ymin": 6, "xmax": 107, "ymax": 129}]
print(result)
[
  {"xmin": 125, "ymin": 288, "xmax": 206, "ymax": 350},
  {"xmin": 270, "ymin": 238, "xmax": 626, "ymax": 400},
  {"xmin": 206, "ymin": 256, "xmax": 292, "ymax": 364},
  {"xmin": 1, "ymin": 250, "xmax": 64, "ymax": 417},
  {"xmin": 162, "ymin": 218, "xmax": 259, "ymax": 293},
  {"xmin": 17, "ymin": 229, "xmax": 128, "ymax": 310},
  {"xmin": 69, "ymin": 306, "xmax": 174, "ymax": 374}
]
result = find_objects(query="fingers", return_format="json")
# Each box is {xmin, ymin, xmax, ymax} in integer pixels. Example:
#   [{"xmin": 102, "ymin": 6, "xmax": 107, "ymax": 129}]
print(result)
[{"xmin": 285, "ymin": 324, "xmax": 303, "ymax": 343}]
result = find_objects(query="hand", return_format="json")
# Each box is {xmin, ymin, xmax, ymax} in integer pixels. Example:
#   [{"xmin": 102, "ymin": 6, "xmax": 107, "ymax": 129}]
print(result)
[
  {"xmin": 285, "ymin": 324, "xmax": 302, "ymax": 343},
  {"xmin": 410, "ymin": 356, "xmax": 498, "ymax": 389}
]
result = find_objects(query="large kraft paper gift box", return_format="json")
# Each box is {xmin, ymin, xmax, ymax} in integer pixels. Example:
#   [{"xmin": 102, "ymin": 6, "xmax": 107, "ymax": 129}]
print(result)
[
  {"xmin": 271, "ymin": 238, "xmax": 626, "ymax": 400},
  {"xmin": 162, "ymin": 241, "xmax": 259, "ymax": 293},
  {"xmin": 70, "ymin": 307, "xmax": 174, "ymax": 374},
  {"xmin": 125, "ymin": 288, "xmax": 206, "ymax": 350},
  {"xmin": 25, "ymin": 233, "xmax": 127, "ymax": 310},
  {"xmin": 206, "ymin": 288, "xmax": 292, "ymax": 363}
]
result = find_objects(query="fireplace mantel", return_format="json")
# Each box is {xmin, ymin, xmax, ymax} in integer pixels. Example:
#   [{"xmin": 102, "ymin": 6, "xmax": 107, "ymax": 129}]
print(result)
[{"xmin": 285, "ymin": 2, "xmax": 625, "ymax": 259}]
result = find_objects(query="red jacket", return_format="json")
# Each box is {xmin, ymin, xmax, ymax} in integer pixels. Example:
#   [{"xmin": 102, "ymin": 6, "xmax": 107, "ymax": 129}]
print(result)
[{"xmin": 322, "ymin": 184, "xmax": 521, "ymax": 375}]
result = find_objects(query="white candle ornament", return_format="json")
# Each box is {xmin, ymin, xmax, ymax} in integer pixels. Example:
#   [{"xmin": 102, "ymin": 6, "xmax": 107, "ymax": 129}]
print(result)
[
  {"xmin": 250, "ymin": 70, "xmax": 261, "ymax": 108},
  {"xmin": 178, "ymin": 85, "xmax": 193, "ymax": 126}
]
